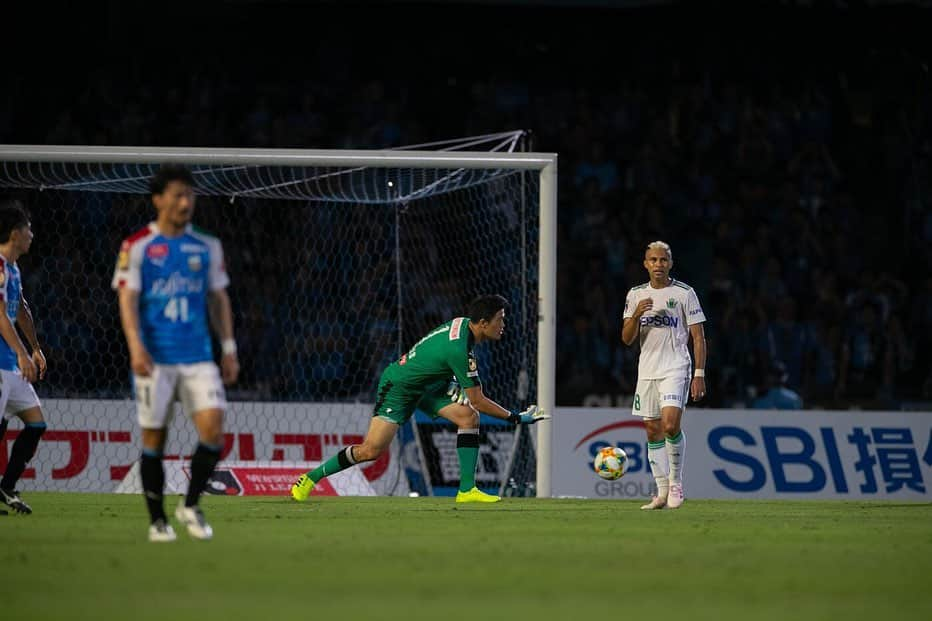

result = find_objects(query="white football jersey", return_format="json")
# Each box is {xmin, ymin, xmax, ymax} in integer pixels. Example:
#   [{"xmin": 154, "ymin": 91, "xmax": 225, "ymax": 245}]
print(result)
[{"xmin": 623, "ymin": 279, "xmax": 706, "ymax": 379}]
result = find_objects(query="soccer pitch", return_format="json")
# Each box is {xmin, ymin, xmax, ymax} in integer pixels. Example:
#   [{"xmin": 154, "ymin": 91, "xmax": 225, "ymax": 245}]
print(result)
[{"xmin": 3, "ymin": 494, "xmax": 930, "ymax": 621}]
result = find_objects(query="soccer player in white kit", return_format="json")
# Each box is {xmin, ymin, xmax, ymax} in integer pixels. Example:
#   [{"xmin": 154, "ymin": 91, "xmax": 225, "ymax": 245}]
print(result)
[
  {"xmin": 113, "ymin": 165, "xmax": 239, "ymax": 541},
  {"xmin": 621, "ymin": 241, "xmax": 706, "ymax": 509}
]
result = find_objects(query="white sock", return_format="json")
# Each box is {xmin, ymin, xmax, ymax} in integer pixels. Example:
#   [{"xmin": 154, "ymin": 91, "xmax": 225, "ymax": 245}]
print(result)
[
  {"xmin": 666, "ymin": 430, "xmax": 686, "ymax": 484},
  {"xmin": 647, "ymin": 440, "xmax": 669, "ymax": 497}
]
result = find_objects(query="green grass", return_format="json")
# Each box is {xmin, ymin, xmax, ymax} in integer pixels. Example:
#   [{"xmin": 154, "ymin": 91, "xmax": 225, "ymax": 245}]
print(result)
[{"xmin": 2, "ymin": 494, "xmax": 931, "ymax": 621}]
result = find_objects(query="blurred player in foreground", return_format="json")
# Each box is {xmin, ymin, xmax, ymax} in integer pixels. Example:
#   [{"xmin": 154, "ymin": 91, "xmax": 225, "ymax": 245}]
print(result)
[{"xmin": 113, "ymin": 165, "xmax": 239, "ymax": 541}]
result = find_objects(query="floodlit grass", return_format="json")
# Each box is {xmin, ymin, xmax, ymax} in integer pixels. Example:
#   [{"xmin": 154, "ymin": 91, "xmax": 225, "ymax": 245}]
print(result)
[{"xmin": 2, "ymin": 493, "xmax": 930, "ymax": 620}]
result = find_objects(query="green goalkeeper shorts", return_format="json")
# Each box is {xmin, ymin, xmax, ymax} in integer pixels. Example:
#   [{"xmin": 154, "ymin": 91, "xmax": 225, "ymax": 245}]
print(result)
[{"xmin": 373, "ymin": 373, "xmax": 452, "ymax": 425}]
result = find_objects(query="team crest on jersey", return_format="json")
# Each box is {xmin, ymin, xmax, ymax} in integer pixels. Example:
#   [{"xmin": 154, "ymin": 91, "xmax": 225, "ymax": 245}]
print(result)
[
  {"xmin": 667, "ymin": 298, "xmax": 677, "ymax": 309},
  {"xmin": 188, "ymin": 255, "xmax": 203, "ymax": 271},
  {"xmin": 467, "ymin": 354, "xmax": 478, "ymax": 378},
  {"xmin": 146, "ymin": 243, "xmax": 169, "ymax": 267},
  {"xmin": 147, "ymin": 243, "xmax": 168, "ymax": 259}
]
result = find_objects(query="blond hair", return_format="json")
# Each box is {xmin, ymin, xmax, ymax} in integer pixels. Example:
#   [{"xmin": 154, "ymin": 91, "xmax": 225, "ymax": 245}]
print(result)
[{"xmin": 646, "ymin": 240, "xmax": 672, "ymax": 258}]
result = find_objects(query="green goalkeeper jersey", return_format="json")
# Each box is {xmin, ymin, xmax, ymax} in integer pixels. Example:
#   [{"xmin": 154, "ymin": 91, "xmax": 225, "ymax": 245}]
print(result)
[{"xmin": 385, "ymin": 317, "xmax": 480, "ymax": 392}]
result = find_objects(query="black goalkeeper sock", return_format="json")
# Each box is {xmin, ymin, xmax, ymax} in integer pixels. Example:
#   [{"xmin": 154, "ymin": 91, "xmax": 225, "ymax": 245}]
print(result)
[
  {"xmin": 140, "ymin": 450, "xmax": 166, "ymax": 523},
  {"xmin": 1, "ymin": 422, "xmax": 46, "ymax": 491},
  {"xmin": 185, "ymin": 443, "xmax": 222, "ymax": 508},
  {"xmin": 0, "ymin": 417, "xmax": 8, "ymax": 445}
]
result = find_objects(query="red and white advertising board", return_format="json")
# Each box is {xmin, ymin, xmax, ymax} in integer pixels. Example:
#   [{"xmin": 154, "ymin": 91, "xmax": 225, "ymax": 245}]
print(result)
[{"xmin": 2, "ymin": 399, "xmax": 404, "ymax": 496}]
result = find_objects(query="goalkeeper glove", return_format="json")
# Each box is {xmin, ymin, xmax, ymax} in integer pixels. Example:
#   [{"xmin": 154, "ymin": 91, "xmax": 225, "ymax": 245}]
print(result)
[
  {"xmin": 508, "ymin": 405, "xmax": 549, "ymax": 425},
  {"xmin": 446, "ymin": 381, "xmax": 470, "ymax": 406}
]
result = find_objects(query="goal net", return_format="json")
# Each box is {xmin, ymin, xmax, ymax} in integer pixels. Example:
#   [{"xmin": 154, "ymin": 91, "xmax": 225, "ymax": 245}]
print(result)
[{"xmin": 0, "ymin": 135, "xmax": 557, "ymax": 498}]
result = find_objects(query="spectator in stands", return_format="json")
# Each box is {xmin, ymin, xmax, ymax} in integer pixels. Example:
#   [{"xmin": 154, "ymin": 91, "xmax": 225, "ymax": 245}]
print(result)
[
  {"xmin": 836, "ymin": 302, "xmax": 887, "ymax": 406},
  {"xmin": 760, "ymin": 297, "xmax": 808, "ymax": 392},
  {"xmin": 1, "ymin": 17, "xmax": 928, "ymax": 411},
  {"xmin": 751, "ymin": 361, "xmax": 803, "ymax": 410}
]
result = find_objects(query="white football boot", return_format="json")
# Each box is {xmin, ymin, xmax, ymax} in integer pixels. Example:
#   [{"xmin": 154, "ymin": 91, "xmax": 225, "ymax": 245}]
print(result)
[
  {"xmin": 640, "ymin": 494, "xmax": 668, "ymax": 510},
  {"xmin": 148, "ymin": 519, "xmax": 177, "ymax": 542},
  {"xmin": 667, "ymin": 482, "xmax": 685, "ymax": 509},
  {"xmin": 175, "ymin": 503, "xmax": 214, "ymax": 540}
]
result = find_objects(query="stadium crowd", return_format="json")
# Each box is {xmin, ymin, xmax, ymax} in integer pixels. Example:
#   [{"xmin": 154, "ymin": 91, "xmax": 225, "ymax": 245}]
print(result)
[{"xmin": 1, "ymin": 4, "xmax": 929, "ymax": 411}]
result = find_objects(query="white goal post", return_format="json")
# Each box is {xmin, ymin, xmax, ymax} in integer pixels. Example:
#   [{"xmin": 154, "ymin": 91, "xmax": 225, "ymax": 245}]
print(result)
[{"xmin": 0, "ymin": 144, "xmax": 558, "ymax": 497}]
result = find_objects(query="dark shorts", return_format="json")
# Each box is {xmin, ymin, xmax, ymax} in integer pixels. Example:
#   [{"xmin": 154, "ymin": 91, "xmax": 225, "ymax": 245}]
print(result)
[{"xmin": 373, "ymin": 374, "xmax": 452, "ymax": 425}]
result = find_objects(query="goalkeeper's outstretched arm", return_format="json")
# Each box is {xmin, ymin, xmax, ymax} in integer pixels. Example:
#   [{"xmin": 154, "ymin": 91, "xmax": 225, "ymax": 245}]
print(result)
[
  {"xmin": 465, "ymin": 385, "xmax": 510, "ymax": 419},
  {"xmin": 465, "ymin": 386, "xmax": 548, "ymax": 425}
]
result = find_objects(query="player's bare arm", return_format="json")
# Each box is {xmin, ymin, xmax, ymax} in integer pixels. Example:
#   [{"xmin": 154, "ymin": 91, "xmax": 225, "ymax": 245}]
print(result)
[
  {"xmin": 464, "ymin": 385, "xmax": 512, "ymax": 420},
  {"xmin": 463, "ymin": 385, "xmax": 547, "ymax": 424},
  {"xmin": 117, "ymin": 286, "xmax": 153, "ymax": 377},
  {"xmin": 16, "ymin": 294, "xmax": 46, "ymax": 379},
  {"xmin": 0, "ymin": 298, "xmax": 37, "ymax": 382},
  {"xmin": 621, "ymin": 298, "xmax": 653, "ymax": 345},
  {"xmin": 208, "ymin": 288, "xmax": 239, "ymax": 385},
  {"xmin": 690, "ymin": 322, "xmax": 707, "ymax": 401}
]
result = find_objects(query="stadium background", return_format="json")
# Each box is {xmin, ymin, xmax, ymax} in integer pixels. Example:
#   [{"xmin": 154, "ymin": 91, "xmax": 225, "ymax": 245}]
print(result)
[
  {"xmin": 2, "ymin": 0, "xmax": 931, "ymax": 411},
  {"xmin": 3, "ymin": 3, "xmax": 932, "ymax": 620}
]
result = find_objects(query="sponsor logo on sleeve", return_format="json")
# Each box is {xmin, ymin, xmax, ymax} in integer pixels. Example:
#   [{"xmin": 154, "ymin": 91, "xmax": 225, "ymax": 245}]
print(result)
[
  {"xmin": 450, "ymin": 317, "xmax": 464, "ymax": 340},
  {"xmin": 117, "ymin": 251, "xmax": 129, "ymax": 270}
]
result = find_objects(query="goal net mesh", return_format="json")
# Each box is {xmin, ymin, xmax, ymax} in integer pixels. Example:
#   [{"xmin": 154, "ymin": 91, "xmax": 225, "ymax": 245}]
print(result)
[{"xmin": 0, "ymin": 143, "xmax": 541, "ymax": 498}]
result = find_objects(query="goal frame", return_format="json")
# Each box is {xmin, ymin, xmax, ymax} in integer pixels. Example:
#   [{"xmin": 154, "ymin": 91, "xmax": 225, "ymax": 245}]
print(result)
[{"xmin": 0, "ymin": 144, "xmax": 558, "ymax": 497}]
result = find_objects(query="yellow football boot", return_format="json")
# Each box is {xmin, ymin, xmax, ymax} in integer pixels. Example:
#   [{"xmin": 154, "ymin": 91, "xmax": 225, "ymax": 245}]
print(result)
[
  {"xmin": 291, "ymin": 474, "xmax": 315, "ymax": 501},
  {"xmin": 455, "ymin": 487, "xmax": 502, "ymax": 503}
]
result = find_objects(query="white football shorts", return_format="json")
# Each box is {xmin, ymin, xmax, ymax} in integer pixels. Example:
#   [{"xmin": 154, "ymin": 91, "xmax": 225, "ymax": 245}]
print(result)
[
  {"xmin": 133, "ymin": 362, "xmax": 227, "ymax": 429},
  {"xmin": 0, "ymin": 369, "xmax": 42, "ymax": 420},
  {"xmin": 632, "ymin": 373, "xmax": 690, "ymax": 420}
]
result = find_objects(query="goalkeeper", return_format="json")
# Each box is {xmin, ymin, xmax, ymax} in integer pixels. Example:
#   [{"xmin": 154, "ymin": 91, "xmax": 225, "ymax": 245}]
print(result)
[{"xmin": 292, "ymin": 294, "xmax": 547, "ymax": 503}]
